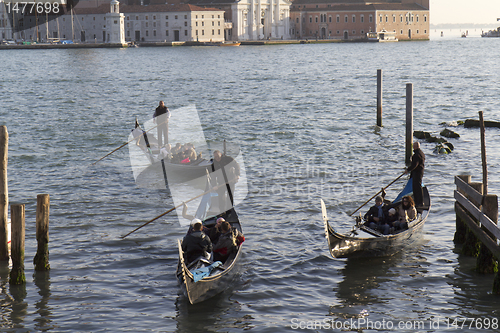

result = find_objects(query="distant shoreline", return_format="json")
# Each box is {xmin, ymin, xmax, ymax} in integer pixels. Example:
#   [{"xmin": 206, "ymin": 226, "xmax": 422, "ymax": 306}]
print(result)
[{"xmin": 431, "ymin": 23, "xmax": 499, "ymax": 30}]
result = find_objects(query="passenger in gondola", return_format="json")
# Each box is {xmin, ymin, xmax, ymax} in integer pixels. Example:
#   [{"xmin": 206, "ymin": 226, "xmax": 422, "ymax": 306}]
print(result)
[
  {"xmin": 208, "ymin": 217, "xmax": 225, "ymax": 245},
  {"xmin": 386, "ymin": 208, "xmax": 399, "ymax": 233},
  {"xmin": 171, "ymin": 143, "xmax": 182, "ymax": 155},
  {"xmin": 159, "ymin": 144, "xmax": 172, "ymax": 160},
  {"xmin": 185, "ymin": 143, "xmax": 197, "ymax": 162},
  {"xmin": 213, "ymin": 221, "xmax": 244, "ymax": 263},
  {"xmin": 394, "ymin": 195, "xmax": 417, "ymax": 230},
  {"xmin": 364, "ymin": 195, "xmax": 390, "ymax": 234},
  {"xmin": 181, "ymin": 221, "xmax": 212, "ymax": 264}
]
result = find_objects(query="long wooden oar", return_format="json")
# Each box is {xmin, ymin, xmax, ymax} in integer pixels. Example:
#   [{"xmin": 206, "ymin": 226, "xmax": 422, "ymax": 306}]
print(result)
[
  {"xmin": 91, "ymin": 119, "xmax": 167, "ymax": 166},
  {"xmin": 120, "ymin": 176, "xmax": 236, "ymax": 239},
  {"xmin": 349, "ymin": 171, "xmax": 406, "ymax": 217}
]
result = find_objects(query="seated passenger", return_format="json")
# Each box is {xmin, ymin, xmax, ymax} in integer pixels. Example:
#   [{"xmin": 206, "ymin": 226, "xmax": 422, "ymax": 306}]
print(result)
[
  {"xmin": 395, "ymin": 196, "xmax": 417, "ymax": 230},
  {"xmin": 185, "ymin": 143, "xmax": 197, "ymax": 162},
  {"xmin": 386, "ymin": 208, "xmax": 398, "ymax": 233},
  {"xmin": 171, "ymin": 143, "xmax": 182, "ymax": 155},
  {"xmin": 181, "ymin": 221, "xmax": 212, "ymax": 263},
  {"xmin": 364, "ymin": 195, "xmax": 390, "ymax": 235},
  {"xmin": 213, "ymin": 221, "xmax": 244, "ymax": 262}
]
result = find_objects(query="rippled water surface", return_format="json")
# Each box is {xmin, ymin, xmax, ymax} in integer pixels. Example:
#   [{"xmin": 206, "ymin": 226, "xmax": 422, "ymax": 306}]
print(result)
[{"xmin": 1, "ymin": 34, "xmax": 500, "ymax": 332}]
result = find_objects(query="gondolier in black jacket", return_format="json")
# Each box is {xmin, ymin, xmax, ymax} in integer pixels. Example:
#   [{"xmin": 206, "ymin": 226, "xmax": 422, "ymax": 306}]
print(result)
[
  {"xmin": 405, "ymin": 141, "xmax": 425, "ymax": 208},
  {"xmin": 153, "ymin": 101, "xmax": 170, "ymax": 147}
]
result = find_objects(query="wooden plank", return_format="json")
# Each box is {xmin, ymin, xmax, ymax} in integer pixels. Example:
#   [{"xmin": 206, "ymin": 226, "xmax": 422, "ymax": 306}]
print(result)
[
  {"xmin": 455, "ymin": 176, "xmax": 483, "ymax": 205},
  {"xmin": 455, "ymin": 190, "xmax": 482, "ymax": 220},
  {"xmin": 455, "ymin": 190, "xmax": 500, "ymax": 240},
  {"xmin": 480, "ymin": 214, "xmax": 500, "ymax": 240},
  {"xmin": 456, "ymin": 204, "xmax": 500, "ymax": 260}
]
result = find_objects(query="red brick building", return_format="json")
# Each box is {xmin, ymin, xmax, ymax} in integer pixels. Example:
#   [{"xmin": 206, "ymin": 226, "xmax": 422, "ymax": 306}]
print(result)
[{"xmin": 290, "ymin": 0, "xmax": 429, "ymax": 40}]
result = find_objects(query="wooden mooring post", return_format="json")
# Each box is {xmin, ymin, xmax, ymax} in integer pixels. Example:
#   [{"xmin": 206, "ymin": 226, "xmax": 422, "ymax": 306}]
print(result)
[
  {"xmin": 454, "ymin": 175, "xmax": 500, "ymax": 293},
  {"xmin": 0, "ymin": 126, "xmax": 8, "ymax": 261},
  {"xmin": 405, "ymin": 83, "xmax": 413, "ymax": 166},
  {"xmin": 377, "ymin": 69, "xmax": 383, "ymax": 127},
  {"xmin": 34, "ymin": 194, "xmax": 50, "ymax": 271},
  {"xmin": 9, "ymin": 204, "xmax": 25, "ymax": 285}
]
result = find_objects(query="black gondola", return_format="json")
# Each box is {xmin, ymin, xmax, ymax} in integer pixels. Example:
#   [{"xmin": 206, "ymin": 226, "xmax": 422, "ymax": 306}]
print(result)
[
  {"xmin": 321, "ymin": 180, "xmax": 431, "ymax": 259},
  {"xmin": 176, "ymin": 207, "xmax": 243, "ymax": 304}
]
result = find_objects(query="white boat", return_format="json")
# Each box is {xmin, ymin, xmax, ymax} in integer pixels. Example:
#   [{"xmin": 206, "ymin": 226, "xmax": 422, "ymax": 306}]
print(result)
[{"xmin": 366, "ymin": 30, "xmax": 398, "ymax": 42}]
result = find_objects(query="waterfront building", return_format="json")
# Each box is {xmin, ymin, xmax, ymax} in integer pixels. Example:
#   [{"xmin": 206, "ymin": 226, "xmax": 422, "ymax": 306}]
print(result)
[
  {"xmin": 186, "ymin": 0, "xmax": 292, "ymax": 41},
  {"xmin": 0, "ymin": 0, "xmax": 13, "ymax": 40},
  {"xmin": 289, "ymin": 0, "xmax": 429, "ymax": 40},
  {"xmin": 18, "ymin": 3, "xmax": 225, "ymax": 43}
]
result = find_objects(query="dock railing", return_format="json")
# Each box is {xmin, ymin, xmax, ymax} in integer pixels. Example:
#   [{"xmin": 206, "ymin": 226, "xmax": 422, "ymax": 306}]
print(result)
[{"xmin": 454, "ymin": 175, "xmax": 500, "ymax": 293}]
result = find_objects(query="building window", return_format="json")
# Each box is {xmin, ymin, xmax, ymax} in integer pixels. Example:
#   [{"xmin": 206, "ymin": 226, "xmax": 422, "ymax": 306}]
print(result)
[
  {"xmin": 369, "ymin": 15, "xmax": 373, "ymax": 23},
  {"xmin": 344, "ymin": 15, "xmax": 347, "ymax": 23},
  {"xmin": 196, "ymin": 22, "xmax": 198, "ymax": 26},
  {"xmin": 296, "ymin": 18, "xmax": 299, "ymax": 23},
  {"xmin": 315, "ymin": 17, "xmax": 318, "ymax": 23},
  {"xmin": 146, "ymin": 16, "xmax": 148, "ymax": 20},
  {"xmin": 361, "ymin": 30, "xmax": 364, "ymax": 35},
  {"xmin": 380, "ymin": 15, "xmax": 382, "ymax": 23},
  {"xmin": 146, "ymin": 30, "xmax": 149, "ymax": 36},
  {"xmin": 336, "ymin": 15, "xmax": 339, "ymax": 23},
  {"xmin": 218, "ymin": 21, "xmax": 220, "ymax": 26},
  {"xmin": 185, "ymin": 15, "xmax": 187, "ymax": 19},
  {"xmin": 360, "ymin": 15, "xmax": 364, "ymax": 23},
  {"xmin": 127, "ymin": 31, "xmax": 129, "ymax": 36},
  {"xmin": 166, "ymin": 15, "xmax": 169, "ymax": 20},
  {"xmin": 417, "ymin": 30, "xmax": 419, "ymax": 33},
  {"xmin": 212, "ymin": 29, "xmax": 214, "ymax": 35},
  {"xmin": 153, "ymin": 16, "xmax": 156, "ymax": 20},
  {"xmin": 153, "ymin": 30, "xmax": 156, "ymax": 36},
  {"xmin": 416, "ymin": 16, "xmax": 419, "ymax": 22},
  {"xmin": 175, "ymin": 15, "xmax": 178, "ymax": 19},
  {"xmin": 352, "ymin": 15, "xmax": 355, "ymax": 23},
  {"xmin": 385, "ymin": 16, "xmax": 388, "ymax": 22},
  {"xmin": 166, "ymin": 22, "xmax": 169, "ymax": 27},
  {"xmin": 94, "ymin": 17, "xmax": 97, "ymax": 21},
  {"xmin": 401, "ymin": 16, "xmax": 403, "ymax": 23},
  {"xmin": 400, "ymin": 30, "xmax": 403, "ymax": 34},
  {"xmin": 195, "ymin": 30, "xmax": 198, "ymax": 35},
  {"xmin": 202, "ymin": 30, "xmax": 204, "ymax": 35},
  {"xmin": 153, "ymin": 22, "xmax": 156, "ymax": 27},
  {"xmin": 185, "ymin": 30, "xmax": 187, "ymax": 36},
  {"xmin": 196, "ymin": 15, "xmax": 198, "ymax": 19},
  {"xmin": 329, "ymin": 16, "xmax": 332, "ymax": 23},
  {"xmin": 212, "ymin": 21, "xmax": 214, "ymax": 26},
  {"xmin": 136, "ymin": 16, "xmax": 138, "ymax": 20},
  {"xmin": 424, "ymin": 29, "xmax": 427, "ymax": 33},
  {"xmin": 166, "ymin": 30, "xmax": 169, "ymax": 36},
  {"xmin": 424, "ymin": 16, "xmax": 427, "ymax": 22},
  {"xmin": 336, "ymin": 30, "xmax": 339, "ymax": 34},
  {"xmin": 185, "ymin": 22, "xmax": 187, "ymax": 26},
  {"xmin": 218, "ymin": 29, "xmax": 220, "ymax": 35},
  {"xmin": 202, "ymin": 22, "xmax": 204, "ymax": 26},
  {"xmin": 146, "ymin": 22, "xmax": 148, "ymax": 27},
  {"xmin": 218, "ymin": 15, "xmax": 221, "ymax": 18},
  {"xmin": 309, "ymin": 17, "xmax": 312, "ymax": 23},
  {"xmin": 202, "ymin": 15, "xmax": 204, "ymax": 19},
  {"xmin": 352, "ymin": 30, "xmax": 355, "ymax": 34},
  {"xmin": 393, "ymin": 16, "xmax": 396, "ymax": 23}
]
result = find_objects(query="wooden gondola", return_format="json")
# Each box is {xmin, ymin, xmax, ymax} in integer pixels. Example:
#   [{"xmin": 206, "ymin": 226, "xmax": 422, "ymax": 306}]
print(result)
[
  {"xmin": 176, "ymin": 207, "xmax": 243, "ymax": 304},
  {"xmin": 321, "ymin": 181, "xmax": 431, "ymax": 259}
]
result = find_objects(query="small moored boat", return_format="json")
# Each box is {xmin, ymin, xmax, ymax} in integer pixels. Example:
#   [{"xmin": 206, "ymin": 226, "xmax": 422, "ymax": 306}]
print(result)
[{"xmin": 321, "ymin": 179, "xmax": 430, "ymax": 259}]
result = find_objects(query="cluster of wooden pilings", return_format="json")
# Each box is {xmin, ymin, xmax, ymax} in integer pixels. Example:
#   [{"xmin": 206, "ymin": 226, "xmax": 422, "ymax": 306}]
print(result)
[
  {"xmin": 0, "ymin": 126, "xmax": 50, "ymax": 286},
  {"xmin": 454, "ymin": 175, "xmax": 500, "ymax": 293}
]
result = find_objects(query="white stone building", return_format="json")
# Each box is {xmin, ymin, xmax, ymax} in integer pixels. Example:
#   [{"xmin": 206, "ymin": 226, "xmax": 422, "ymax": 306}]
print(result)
[
  {"xmin": 230, "ymin": 0, "xmax": 291, "ymax": 40},
  {"xmin": 16, "ymin": 3, "xmax": 226, "ymax": 43}
]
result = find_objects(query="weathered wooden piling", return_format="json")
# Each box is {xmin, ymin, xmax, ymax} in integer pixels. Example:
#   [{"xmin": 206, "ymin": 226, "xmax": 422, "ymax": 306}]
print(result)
[
  {"xmin": 476, "ymin": 195, "xmax": 498, "ymax": 274},
  {"xmin": 9, "ymin": 204, "xmax": 25, "ymax": 285},
  {"xmin": 405, "ymin": 83, "xmax": 413, "ymax": 165},
  {"xmin": 377, "ymin": 69, "xmax": 383, "ymax": 127},
  {"xmin": 461, "ymin": 181, "xmax": 483, "ymax": 257},
  {"xmin": 454, "ymin": 175, "xmax": 472, "ymax": 244},
  {"xmin": 34, "ymin": 194, "xmax": 50, "ymax": 271},
  {"xmin": 0, "ymin": 126, "xmax": 8, "ymax": 261},
  {"xmin": 479, "ymin": 111, "xmax": 488, "ymax": 195}
]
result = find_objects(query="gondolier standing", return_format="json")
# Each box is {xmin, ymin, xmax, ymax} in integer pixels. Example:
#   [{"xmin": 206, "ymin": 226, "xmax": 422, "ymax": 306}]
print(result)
[
  {"xmin": 153, "ymin": 101, "xmax": 170, "ymax": 147},
  {"xmin": 405, "ymin": 141, "xmax": 425, "ymax": 208}
]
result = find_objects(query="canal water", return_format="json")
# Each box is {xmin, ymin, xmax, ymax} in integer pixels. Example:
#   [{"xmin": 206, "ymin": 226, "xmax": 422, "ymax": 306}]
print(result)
[{"xmin": 0, "ymin": 32, "xmax": 500, "ymax": 332}]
